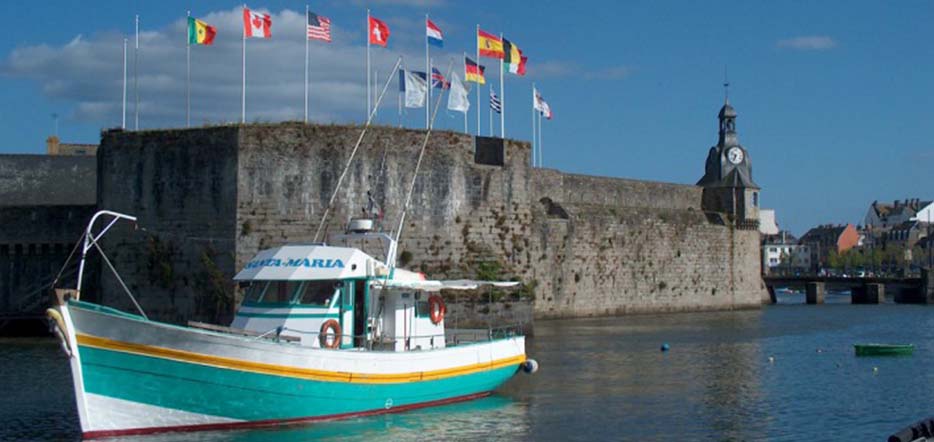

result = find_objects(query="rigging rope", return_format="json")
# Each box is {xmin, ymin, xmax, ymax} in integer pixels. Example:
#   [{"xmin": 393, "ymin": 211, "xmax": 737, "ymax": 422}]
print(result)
[{"xmin": 313, "ymin": 57, "xmax": 404, "ymax": 243}]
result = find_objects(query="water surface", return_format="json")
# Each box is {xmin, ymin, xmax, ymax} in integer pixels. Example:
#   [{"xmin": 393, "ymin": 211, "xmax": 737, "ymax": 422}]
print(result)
[{"xmin": 2, "ymin": 299, "xmax": 932, "ymax": 441}]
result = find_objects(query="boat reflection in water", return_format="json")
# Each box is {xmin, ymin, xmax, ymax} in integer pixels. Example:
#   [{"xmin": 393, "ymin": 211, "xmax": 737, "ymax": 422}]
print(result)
[{"xmin": 129, "ymin": 396, "xmax": 530, "ymax": 442}]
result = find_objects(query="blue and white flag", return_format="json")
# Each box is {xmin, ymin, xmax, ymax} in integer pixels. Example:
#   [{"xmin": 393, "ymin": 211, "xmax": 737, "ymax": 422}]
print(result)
[{"xmin": 490, "ymin": 90, "xmax": 502, "ymax": 114}]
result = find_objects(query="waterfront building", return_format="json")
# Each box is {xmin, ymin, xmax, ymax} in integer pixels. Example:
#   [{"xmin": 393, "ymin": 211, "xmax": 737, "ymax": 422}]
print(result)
[
  {"xmin": 799, "ymin": 224, "xmax": 859, "ymax": 270},
  {"xmin": 884, "ymin": 220, "xmax": 930, "ymax": 250},
  {"xmin": 758, "ymin": 209, "xmax": 779, "ymax": 236},
  {"xmin": 864, "ymin": 198, "xmax": 931, "ymax": 230},
  {"xmin": 761, "ymin": 237, "xmax": 810, "ymax": 275}
]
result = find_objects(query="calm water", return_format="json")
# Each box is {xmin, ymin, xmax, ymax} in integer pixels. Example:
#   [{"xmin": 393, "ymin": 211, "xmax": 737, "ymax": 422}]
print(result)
[{"xmin": 3, "ymin": 296, "xmax": 934, "ymax": 441}]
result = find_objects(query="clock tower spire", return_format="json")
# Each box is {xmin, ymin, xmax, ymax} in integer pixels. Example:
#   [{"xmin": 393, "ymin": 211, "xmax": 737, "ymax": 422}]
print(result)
[{"xmin": 697, "ymin": 91, "xmax": 760, "ymax": 229}]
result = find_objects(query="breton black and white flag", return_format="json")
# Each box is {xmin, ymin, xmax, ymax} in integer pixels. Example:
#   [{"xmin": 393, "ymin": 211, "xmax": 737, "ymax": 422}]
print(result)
[{"xmin": 490, "ymin": 90, "xmax": 502, "ymax": 114}]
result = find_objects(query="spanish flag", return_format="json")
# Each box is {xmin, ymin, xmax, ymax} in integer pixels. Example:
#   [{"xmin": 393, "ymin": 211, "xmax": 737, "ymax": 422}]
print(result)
[
  {"xmin": 465, "ymin": 56, "xmax": 485, "ymax": 84},
  {"xmin": 477, "ymin": 29, "xmax": 504, "ymax": 59},
  {"xmin": 188, "ymin": 17, "xmax": 216, "ymax": 45}
]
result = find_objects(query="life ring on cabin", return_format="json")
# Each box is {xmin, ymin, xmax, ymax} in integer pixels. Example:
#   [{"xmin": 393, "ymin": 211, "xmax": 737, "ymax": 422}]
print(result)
[
  {"xmin": 428, "ymin": 294, "xmax": 446, "ymax": 325},
  {"xmin": 319, "ymin": 319, "xmax": 341, "ymax": 349}
]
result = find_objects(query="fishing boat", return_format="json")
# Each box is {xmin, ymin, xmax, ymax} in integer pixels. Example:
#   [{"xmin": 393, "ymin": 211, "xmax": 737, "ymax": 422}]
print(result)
[
  {"xmin": 854, "ymin": 343, "xmax": 915, "ymax": 356},
  {"xmin": 46, "ymin": 59, "xmax": 535, "ymax": 439},
  {"xmin": 47, "ymin": 212, "xmax": 535, "ymax": 439}
]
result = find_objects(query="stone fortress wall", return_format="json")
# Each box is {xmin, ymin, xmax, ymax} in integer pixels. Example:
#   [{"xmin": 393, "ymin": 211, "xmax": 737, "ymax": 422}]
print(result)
[
  {"xmin": 0, "ymin": 155, "xmax": 97, "ymax": 327},
  {"xmin": 95, "ymin": 123, "xmax": 765, "ymax": 324}
]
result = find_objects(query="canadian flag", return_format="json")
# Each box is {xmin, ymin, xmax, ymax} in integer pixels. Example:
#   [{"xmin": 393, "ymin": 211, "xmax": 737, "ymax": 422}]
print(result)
[
  {"xmin": 243, "ymin": 7, "xmax": 271, "ymax": 38},
  {"xmin": 368, "ymin": 16, "xmax": 390, "ymax": 47}
]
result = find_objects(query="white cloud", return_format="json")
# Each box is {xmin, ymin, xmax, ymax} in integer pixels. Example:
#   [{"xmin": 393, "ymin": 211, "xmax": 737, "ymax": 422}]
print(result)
[
  {"xmin": 776, "ymin": 36, "xmax": 837, "ymax": 51},
  {"xmin": 0, "ymin": 7, "xmax": 424, "ymax": 129}
]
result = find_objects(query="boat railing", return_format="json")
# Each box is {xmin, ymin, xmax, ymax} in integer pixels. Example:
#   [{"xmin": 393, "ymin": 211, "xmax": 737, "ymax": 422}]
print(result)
[{"xmin": 245, "ymin": 323, "xmax": 526, "ymax": 349}]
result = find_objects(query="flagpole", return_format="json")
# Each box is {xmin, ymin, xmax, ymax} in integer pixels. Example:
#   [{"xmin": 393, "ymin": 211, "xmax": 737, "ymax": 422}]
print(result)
[
  {"xmin": 425, "ymin": 14, "xmax": 430, "ymax": 130},
  {"xmin": 538, "ymin": 109, "xmax": 543, "ymax": 167},
  {"xmin": 489, "ymin": 87, "xmax": 493, "ymax": 136},
  {"xmin": 366, "ymin": 9, "xmax": 371, "ymax": 120},
  {"xmin": 463, "ymin": 52, "xmax": 468, "ymax": 134},
  {"xmin": 499, "ymin": 32, "xmax": 504, "ymax": 139},
  {"xmin": 186, "ymin": 10, "xmax": 191, "ymax": 128},
  {"xmin": 304, "ymin": 4, "xmax": 309, "ymax": 124},
  {"xmin": 134, "ymin": 14, "xmax": 139, "ymax": 130},
  {"xmin": 374, "ymin": 69, "xmax": 379, "ymax": 119},
  {"xmin": 241, "ymin": 4, "xmax": 246, "ymax": 124},
  {"xmin": 531, "ymin": 84, "xmax": 536, "ymax": 168},
  {"xmin": 122, "ymin": 38, "xmax": 127, "ymax": 130},
  {"xmin": 475, "ymin": 24, "xmax": 480, "ymax": 137}
]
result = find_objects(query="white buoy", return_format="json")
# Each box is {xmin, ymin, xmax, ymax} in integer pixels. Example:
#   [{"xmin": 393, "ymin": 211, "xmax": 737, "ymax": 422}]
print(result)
[{"xmin": 768, "ymin": 356, "xmax": 775, "ymax": 363}]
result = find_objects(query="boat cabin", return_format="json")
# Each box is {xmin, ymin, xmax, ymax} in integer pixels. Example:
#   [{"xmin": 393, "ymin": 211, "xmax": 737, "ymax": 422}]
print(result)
[{"xmin": 232, "ymin": 243, "xmax": 446, "ymax": 351}]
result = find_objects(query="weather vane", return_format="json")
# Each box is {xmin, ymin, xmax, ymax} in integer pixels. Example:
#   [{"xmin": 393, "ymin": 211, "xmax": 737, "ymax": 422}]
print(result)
[{"xmin": 723, "ymin": 65, "xmax": 730, "ymax": 102}]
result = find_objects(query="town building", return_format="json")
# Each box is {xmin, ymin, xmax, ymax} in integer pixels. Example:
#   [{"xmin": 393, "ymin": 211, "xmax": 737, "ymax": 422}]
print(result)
[
  {"xmin": 758, "ymin": 209, "xmax": 779, "ymax": 236},
  {"xmin": 46, "ymin": 136, "xmax": 98, "ymax": 156},
  {"xmin": 865, "ymin": 199, "xmax": 931, "ymax": 230},
  {"xmin": 762, "ymin": 235, "xmax": 810, "ymax": 275},
  {"xmin": 799, "ymin": 224, "xmax": 860, "ymax": 270}
]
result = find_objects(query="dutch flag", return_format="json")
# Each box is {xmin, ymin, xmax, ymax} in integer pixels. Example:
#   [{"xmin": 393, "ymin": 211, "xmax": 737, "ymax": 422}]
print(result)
[{"xmin": 426, "ymin": 19, "xmax": 443, "ymax": 47}]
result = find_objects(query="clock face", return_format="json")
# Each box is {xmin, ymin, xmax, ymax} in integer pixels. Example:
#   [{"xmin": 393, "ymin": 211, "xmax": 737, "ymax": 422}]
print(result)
[{"xmin": 727, "ymin": 147, "xmax": 744, "ymax": 165}]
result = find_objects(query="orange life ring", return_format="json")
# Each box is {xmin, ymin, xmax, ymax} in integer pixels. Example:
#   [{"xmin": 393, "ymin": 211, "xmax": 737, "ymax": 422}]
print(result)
[
  {"xmin": 319, "ymin": 319, "xmax": 341, "ymax": 349},
  {"xmin": 428, "ymin": 294, "xmax": 446, "ymax": 325}
]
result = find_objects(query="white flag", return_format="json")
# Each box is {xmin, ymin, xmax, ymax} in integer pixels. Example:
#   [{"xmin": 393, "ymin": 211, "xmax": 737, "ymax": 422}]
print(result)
[
  {"xmin": 447, "ymin": 72, "xmax": 470, "ymax": 113},
  {"xmin": 404, "ymin": 70, "xmax": 428, "ymax": 108},
  {"xmin": 533, "ymin": 86, "xmax": 544, "ymax": 112}
]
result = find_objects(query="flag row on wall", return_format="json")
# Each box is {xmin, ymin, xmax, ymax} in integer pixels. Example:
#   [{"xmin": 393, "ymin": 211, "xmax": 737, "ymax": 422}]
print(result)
[{"xmin": 126, "ymin": 5, "xmax": 553, "ymax": 165}]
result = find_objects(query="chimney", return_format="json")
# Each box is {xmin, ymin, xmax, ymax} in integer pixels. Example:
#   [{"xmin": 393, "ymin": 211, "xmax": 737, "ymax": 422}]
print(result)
[{"xmin": 46, "ymin": 136, "xmax": 60, "ymax": 155}]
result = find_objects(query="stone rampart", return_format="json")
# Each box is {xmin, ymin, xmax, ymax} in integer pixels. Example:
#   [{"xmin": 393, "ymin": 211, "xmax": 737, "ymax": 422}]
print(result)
[
  {"xmin": 0, "ymin": 155, "xmax": 96, "ymax": 207},
  {"xmin": 95, "ymin": 123, "xmax": 764, "ymax": 324}
]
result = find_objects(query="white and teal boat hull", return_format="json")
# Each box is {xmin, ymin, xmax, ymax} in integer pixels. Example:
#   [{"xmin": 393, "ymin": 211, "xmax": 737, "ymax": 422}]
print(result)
[{"xmin": 57, "ymin": 301, "xmax": 526, "ymax": 439}]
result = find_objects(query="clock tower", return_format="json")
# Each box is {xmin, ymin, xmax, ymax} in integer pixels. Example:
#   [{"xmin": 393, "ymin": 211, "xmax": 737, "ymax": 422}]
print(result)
[{"xmin": 697, "ymin": 98, "xmax": 760, "ymax": 229}]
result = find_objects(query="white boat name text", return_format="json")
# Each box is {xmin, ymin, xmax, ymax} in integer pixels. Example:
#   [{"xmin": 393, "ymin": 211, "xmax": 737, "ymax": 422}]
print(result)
[{"xmin": 245, "ymin": 258, "xmax": 346, "ymax": 270}]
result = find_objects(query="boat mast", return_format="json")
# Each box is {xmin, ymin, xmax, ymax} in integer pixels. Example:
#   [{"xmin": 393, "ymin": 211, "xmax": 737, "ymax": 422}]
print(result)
[
  {"xmin": 390, "ymin": 61, "xmax": 455, "ymax": 269},
  {"xmin": 313, "ymin": 57, "xmax": 403, "ymax": 244}
]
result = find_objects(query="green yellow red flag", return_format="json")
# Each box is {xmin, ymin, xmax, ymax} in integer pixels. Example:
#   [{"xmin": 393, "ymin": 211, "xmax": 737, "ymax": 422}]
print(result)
[{"xmin": 188, "ymin": 17, "xmax": 216, "ymax": 45}]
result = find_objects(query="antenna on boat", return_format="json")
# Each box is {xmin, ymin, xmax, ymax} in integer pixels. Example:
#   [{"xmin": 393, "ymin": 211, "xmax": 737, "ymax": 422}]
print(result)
[
  {"xmin": 389, "ymin": 60, "xmax": 456, "ymax": 269},
  {"xmin": 313, "ymin": 57, "xmax": 404, "ymax": 243}
]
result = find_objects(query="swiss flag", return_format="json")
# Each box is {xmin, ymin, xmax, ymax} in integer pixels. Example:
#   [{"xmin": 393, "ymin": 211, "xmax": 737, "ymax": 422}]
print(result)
[
  {"xmin": 243, "ymin": 7, "xmax": 271, "ymax": 38},
  {"xmin": 368, "ymin": 16, "xmax": 390, "ymax": 47}
]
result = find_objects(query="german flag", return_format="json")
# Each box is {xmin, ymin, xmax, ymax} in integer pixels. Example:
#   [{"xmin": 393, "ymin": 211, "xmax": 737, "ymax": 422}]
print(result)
[
  {"xmin": 477, "ymin": 29, "xmax": 504, "ymax": 59},
  {"xmin": 465, "ymin": 56, "xmax": 485, "ymax": 84}
]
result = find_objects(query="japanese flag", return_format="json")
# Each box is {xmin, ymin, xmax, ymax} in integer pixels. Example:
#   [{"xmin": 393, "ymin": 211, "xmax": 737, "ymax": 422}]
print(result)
[{"xmin": 243, "ymin": 7, "xmax": 271, "ymax": 38}]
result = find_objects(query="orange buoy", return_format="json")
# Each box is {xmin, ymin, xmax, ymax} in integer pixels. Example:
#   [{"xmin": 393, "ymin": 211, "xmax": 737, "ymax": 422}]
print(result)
[
  {"xmin": 428, "ymin": 294, "xmax": 446, "ymax": 325},
  {"xmin": 319, "ymin": 319, "xmax": 341, "ymax": 349}
]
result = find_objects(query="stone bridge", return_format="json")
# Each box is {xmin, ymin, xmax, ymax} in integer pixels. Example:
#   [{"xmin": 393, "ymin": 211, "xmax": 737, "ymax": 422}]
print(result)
[{"xmin": 763, "ymin": 269, "xmax": 933, "ymax": 304}]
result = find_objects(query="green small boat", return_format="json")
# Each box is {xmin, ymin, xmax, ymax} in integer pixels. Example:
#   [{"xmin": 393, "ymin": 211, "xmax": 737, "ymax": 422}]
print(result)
[{"xmin": 854, "ymin": 343, "xmax": 915, "ymax": 356}]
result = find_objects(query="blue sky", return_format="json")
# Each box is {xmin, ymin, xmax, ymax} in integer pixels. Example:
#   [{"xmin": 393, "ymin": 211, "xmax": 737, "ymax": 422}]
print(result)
[{"xmin": 1, "ymin": 0, "xmax": 932, "ymax": 235}]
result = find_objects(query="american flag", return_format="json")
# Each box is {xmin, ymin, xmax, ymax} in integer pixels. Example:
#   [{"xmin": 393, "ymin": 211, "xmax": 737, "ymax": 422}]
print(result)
[
  {"xmin": 490, "ymin": 91, "xmax": 502, "ymax": 114},
  {"xmin": 307, "ymin": 12, "xmax": 331, "ymax": 42}
]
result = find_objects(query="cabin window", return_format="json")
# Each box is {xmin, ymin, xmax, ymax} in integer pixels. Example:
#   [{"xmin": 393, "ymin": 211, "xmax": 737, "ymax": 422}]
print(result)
[
  {"xmin": 243, "ymin": 282, "xmax": 269, "ymax": 303},
  {"xmin": 415, "ymin": 300, "xmax": 430, "ymax": 318},
  {"xmin": 297, "ymin": 280, "xmax": 339, "ymax": 306},
  {"xmin": 263, "ymin": 281, "xmax": 301, "ymax": 304}
]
